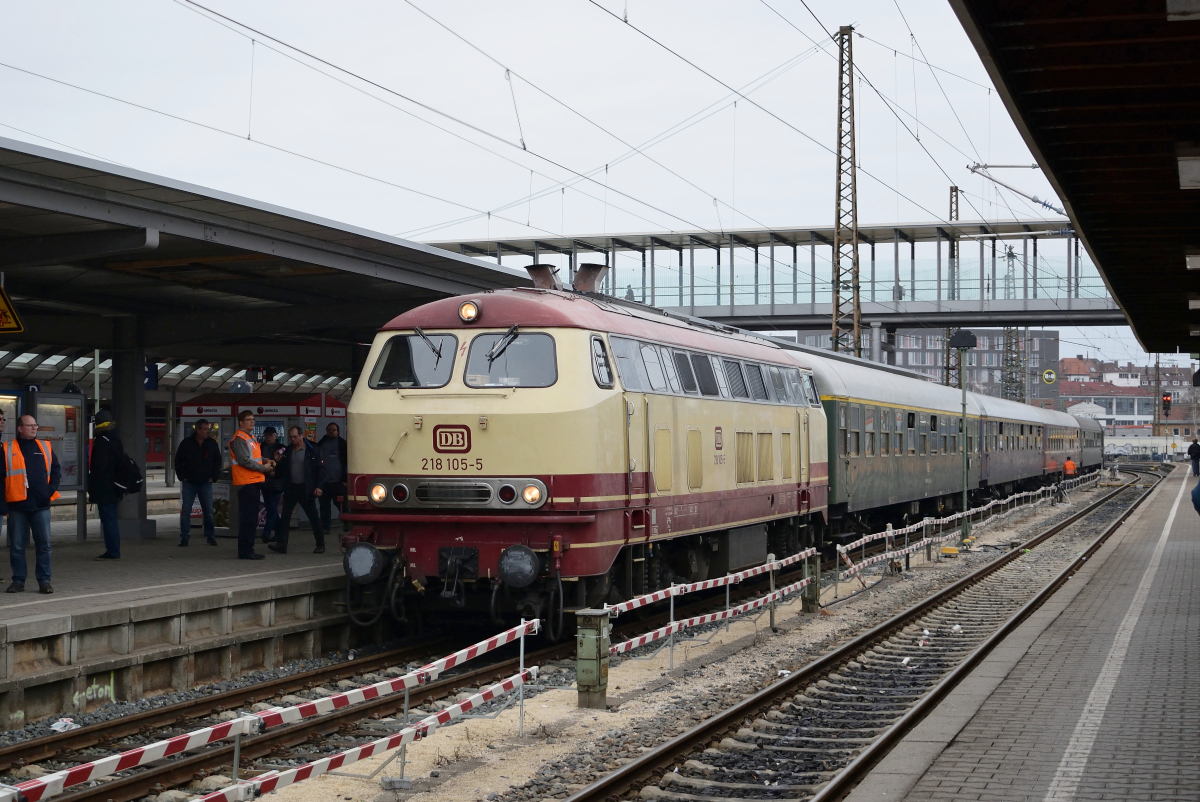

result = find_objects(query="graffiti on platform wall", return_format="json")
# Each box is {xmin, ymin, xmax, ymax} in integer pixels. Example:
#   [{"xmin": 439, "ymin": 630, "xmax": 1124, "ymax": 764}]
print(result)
[{"xmin": 73, "ymin": 671, "xmax": 115, "ymax": 709}]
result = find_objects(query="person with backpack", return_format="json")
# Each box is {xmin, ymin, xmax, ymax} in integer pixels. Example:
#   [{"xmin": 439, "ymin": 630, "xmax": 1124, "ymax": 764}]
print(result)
[
  {"xmin": 1188, "ymin": 438, "xmax": 1200, "ymax": 477},
  {"xmin": 2, "ymin": 414, "xmax": 61, "ymax": 593},
  {"xmin": 88, "ymin": 410, "xmax": 128, "ymax": 560}
]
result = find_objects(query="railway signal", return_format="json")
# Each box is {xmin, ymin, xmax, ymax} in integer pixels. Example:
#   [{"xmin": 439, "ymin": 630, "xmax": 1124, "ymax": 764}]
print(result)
[{"xmin": 1163, "ymin": 392, "xmax": 1172, "ymax": 417}]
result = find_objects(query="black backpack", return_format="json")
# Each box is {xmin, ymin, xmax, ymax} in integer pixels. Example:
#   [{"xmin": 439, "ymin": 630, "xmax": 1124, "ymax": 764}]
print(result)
[{"xmin": 113, "ymin": 450, "xmax": 144, "ymax": 496}]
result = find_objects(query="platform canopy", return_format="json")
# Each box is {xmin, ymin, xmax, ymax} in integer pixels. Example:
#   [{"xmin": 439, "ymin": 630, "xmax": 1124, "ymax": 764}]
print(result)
[
  {"xmin": 949, "ymin": 0, "xmax": 1200, "ymax": 351},
  {"xmin": 0, "ymin": 136, "xmax": 530, "ymax": 387}
]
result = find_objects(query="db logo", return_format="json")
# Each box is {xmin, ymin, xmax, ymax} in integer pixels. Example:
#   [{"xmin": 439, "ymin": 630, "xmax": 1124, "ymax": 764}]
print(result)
[{"xmin": 433, "ymin": 425, "xmax": 472, "ymax": 453}]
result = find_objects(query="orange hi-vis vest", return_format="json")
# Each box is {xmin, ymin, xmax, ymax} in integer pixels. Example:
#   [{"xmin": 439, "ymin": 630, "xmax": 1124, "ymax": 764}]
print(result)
[
  {"xmin": 4, "ymin": 439, "xmax": 62, "ymax": 503},
  {"xmin": 229, "ymin": 429, "xmax": 265, "ymax": 486},
  {"xmin": 1064, "ymin": 459, "xmax": 1077, "ymax": 476}
]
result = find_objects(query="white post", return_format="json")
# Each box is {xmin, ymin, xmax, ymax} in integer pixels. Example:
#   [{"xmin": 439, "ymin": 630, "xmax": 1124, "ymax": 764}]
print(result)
[{"xmin": 518, "ymin": 619, "xmax": 526, "ymax": 736}]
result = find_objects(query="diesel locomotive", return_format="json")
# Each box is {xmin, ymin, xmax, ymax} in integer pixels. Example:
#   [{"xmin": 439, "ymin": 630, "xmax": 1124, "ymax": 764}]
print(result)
[{"xmin": 340, "ymin": 265, "xmax": 1101, "ymax": 635}]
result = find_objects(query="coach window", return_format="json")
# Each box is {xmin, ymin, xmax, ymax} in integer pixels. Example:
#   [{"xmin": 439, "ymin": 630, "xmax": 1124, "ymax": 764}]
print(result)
[
  {"xmin": 369, "ymin": 332, "xmax": 458, "ymax": 389},
  {"xmin": 864, "ymin": 406, "xmax": 875, "ymax": 457},
  {"xmin": 673, "ymin": 351, "xmax": 700, "ymax": 394},
  {"xmin": 609, "ymin": 337, "xmax": 646, "ymax": 391},
  {"xmin": 837, "ymin": 403, "xmax": 848, "ymax": 457},
  {"xmin": 710, "ymin": 356, "xmax": 731, "ymax": 397},
  {"xmin": 639, "ymin": 344, "xmax": 670, "ymax": 392},
  {"xmin": 591, "ymin": 336, "xmax": 614, "ymax": 389},
  {"xmin": 941, "ymin": 417, "xmax": 949, "ymax": 453},
  {"xmin": 723, "ymin": 360, "xmax": 749, "ymax": 398},
  {"xmin": 879, "ymin": 409, "xmax": 890, "ymax": 456},
  {"xmin": 928, "ymin": 415, "xmax": 938, "ymax": 455},
  {"xmin": 691, "ymin": 354, "xmax": 721, "ymax": 397},
  {"xmin": 919, "ymin": 414, "xmax": 929, "ymax": 456},
  {"xmin": 745, "ymin": 364, "xmax": 771, "ymax": 401},
  {"xmin": 465, "ymin": 332, "xmax": 557, "ymax": 388},
  {"xmin": 906, "ymin": 411, "xmax": 916, "ymax": 455},
  {"xmin": 849, "ymin": 404, "xmax": 862, "ymax": 457},
  {"xmin": 660, "ymin": 347, "xmax": 683, "ymax": 393}
]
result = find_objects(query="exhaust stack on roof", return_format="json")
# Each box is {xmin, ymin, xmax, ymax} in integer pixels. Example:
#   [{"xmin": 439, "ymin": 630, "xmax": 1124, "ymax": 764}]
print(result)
[
  {"xmin": 525, "ymin": 263, "xmax": 563, "ymax": 290},
  {"xmin": 572, "ymin": 263, "xmax": 608, "ymax": 293}
]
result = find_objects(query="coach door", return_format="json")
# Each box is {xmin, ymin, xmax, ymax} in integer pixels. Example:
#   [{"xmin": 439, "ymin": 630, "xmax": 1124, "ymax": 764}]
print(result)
[{"xmin": 799, "ymin": 409, "xmax": 810, "ymax": 484}]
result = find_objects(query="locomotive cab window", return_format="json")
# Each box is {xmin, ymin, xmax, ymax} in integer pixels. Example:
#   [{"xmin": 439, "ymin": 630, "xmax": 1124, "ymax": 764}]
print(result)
[
  {"xmin": 767, "ymin": 366, "xmax": 789, "ymax": 404},
  {"xmin": 464, "ymin": 332, "xmax": 557, "ymax": 388},
  {"xmin": 369, "ymin": 332, "xmax": 458, "ymax": 389},
  {"xmin": 800, "ymin": 374, "xmax": 821, "ymax": 407},
  {"xmin": 609, "ymin": 336, "xmax": 647, "ymax": 391},
  {"xmin": 591, "ymin": 336, "xmax": 614, "ymax": 389},
  {"xmin": 710, "ymin": 356, "xmax": 731, "ymax": 397},
  {"xmin": 691, "ymin": 354, "xmax": 721, "ymax": 397},
  {"xmin": 640, "ymin": 344, "xmax": 670, "ymax": 392},
  {"xmin": 660, "ymin": 347, "xmax": 683, "ymax": 393}
]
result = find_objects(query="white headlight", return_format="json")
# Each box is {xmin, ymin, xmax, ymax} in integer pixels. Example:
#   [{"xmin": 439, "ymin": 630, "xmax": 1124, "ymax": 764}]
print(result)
[
  {"xmin": 522, "ymin": 484, "xmax": 541, "ymax": 504},
  {"xmin": 370, "ymin": 483, "xmax": 388, "ymax": 503}
]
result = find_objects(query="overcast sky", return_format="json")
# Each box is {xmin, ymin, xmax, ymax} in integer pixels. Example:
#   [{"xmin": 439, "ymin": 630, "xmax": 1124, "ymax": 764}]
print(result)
[{"xmin": 0, "ymin": 0, "xmax": 1180, "ymax": 366}]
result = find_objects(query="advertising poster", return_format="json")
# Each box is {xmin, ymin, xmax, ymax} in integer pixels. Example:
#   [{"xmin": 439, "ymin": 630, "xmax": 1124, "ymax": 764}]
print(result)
[
  {"xmin": 36, "ymin": 400, "xmax": 82, "ymax": 489},
  {"xmin": 0, "ymin": 396, "xmax": 17, "ymax": 442}
]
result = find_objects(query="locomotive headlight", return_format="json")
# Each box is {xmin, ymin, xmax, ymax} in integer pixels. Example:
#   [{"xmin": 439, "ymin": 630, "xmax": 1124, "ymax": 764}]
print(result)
[
  {"xmin": 458, "ymin": 300, "xmax": 480, "ymax": 323},
  {"xmin": 370, "ymin": 483, "xmax": 388, "ymax": 504},
  {"xmin": 522, "ymin": 484, "xmax": 542, "ymax": 504}
]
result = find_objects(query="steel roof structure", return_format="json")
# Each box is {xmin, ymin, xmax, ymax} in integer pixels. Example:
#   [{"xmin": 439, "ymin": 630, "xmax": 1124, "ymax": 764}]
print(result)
[
  {"xmin": 0, "ymin": 136, "xmax": 529, "ymax": 390},
  {"xmin": 949, "ymin": 0, "xmax": 1200, "ymax": 351}
]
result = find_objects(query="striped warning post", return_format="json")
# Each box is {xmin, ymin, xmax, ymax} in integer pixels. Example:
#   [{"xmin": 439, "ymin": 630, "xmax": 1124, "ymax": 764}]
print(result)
[{"xmin": 195, "ymin": 669, "xmax": 538, "ymax": 802}]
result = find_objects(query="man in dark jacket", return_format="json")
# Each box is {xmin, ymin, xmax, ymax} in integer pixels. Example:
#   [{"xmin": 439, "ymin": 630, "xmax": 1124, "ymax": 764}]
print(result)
[
  {"xmin": 88, "ymin": 410, "xmax": 126, "ymax": 560},
  {"xmin": 260, "ymin": 427, "xmax": 287, "ymax": 545},
  {"xmin": 270, "ymin": 426, "xmax": 326, "ymax": 554},
  {"xmin": 316, "ymin": 423, "xmax": 348, "ymax": 535},
  {"xmin": 174, "ymin": 419, "xmax": 223, "ymax": 546},
  {"xmin": 1188, "ymin": 438, "xmax": 1200, "ymax": 477},
  {"xmin": 2, "ymin": 414, "xmax": 61, "ymax": 593}
]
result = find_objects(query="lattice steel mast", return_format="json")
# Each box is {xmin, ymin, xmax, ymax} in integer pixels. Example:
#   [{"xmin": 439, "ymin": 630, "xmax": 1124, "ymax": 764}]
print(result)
[
  {"xmin": 831, "ymin": 26, "xmax": 861, "ymax": 356},
  {"xmin": 1001, "ymin": 327, "xmax": 1024, "ymax": 402}
]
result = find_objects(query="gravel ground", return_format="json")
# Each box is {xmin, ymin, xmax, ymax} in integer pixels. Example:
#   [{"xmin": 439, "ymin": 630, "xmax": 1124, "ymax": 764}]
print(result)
[{"xmin": 256, "ymin": 482, "xmax": 1128, "ymax": 802}]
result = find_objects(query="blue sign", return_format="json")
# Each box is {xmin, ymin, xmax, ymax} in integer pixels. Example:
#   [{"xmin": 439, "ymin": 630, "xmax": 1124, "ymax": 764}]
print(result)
[{"xmin": 144, "ymin": 364, "xmax": 158, "ymax": 390}]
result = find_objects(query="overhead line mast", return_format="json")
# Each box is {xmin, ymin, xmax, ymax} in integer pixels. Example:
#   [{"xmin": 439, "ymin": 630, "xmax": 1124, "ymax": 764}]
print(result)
[
  {"xmin": 831, "ymin": 25, "xmax": 861, "ymax": 357},
  {"xmin": 944, "ymin": 186, "xmax": 961, "ymax": 388}
]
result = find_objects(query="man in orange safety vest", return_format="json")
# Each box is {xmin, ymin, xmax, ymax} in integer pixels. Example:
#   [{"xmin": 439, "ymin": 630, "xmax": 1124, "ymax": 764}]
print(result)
[
  {"xmin": 2, "ymin": 415, "xmax": 61, "ymax": 593},
  {"xmin": 1064, "ymin": 457, "xmax": 1077, "ymax": 477},
  {"xmin": 229, "ymin": 410, "xmax": 275, "ymax": 560}
]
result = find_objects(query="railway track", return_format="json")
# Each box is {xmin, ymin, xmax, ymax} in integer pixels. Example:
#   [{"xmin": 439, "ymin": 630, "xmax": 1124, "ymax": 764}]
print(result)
[
  {"xmin": 3, "ymin": 470, "xmax": 1132, "ymax": 802},
  {"xmin": 564, "ymin": 469, "xmax": 1159, "ymax": 802}
]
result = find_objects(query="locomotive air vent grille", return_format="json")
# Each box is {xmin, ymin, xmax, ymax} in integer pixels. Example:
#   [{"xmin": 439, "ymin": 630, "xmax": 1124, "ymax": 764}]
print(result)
[{"xmin": 414, "ymin": 481, "xmax": 493, "ymax": 505}]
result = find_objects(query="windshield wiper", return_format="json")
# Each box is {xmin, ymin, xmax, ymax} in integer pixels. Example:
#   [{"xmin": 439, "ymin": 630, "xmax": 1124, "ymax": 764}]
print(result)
[
  {"xmin": 486, "ymin": 325, "xmax": 519, "ymax": 365},
  {"xmin": 413, "ymin": 326, "xmax": 443, "ymax": 367}
]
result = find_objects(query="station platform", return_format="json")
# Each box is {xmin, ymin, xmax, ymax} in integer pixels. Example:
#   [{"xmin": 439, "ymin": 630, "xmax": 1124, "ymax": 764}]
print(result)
[
  {"xmin": 0, "ymin": 515, "xmax": 348, "ymax": 728},
  {"xmin": 847, "ymin": 465, "xmax": 1198, "ymax": 801}
]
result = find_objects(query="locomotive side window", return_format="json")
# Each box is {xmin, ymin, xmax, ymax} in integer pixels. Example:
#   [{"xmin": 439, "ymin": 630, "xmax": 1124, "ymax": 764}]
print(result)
[
  {"xmin": 801, "ymin": 374, "xmax": 821, "ymax": 407},
  {"xmin": 767, "ymin": 366, "xmax": 789, "ymax": 403},
  {"xmin": 710, "ymin": 356, "xmax": 731, "ymax": 397},
  {"xmin": 640, "ymin": 344, "xmax": 670, "ymax": 392},
  {"xmin": 369, "ymin": 333, "xmax": 458, "ymax": 389},
  {"xmin": 660, "ymin": 347, "xmax": 682, "ymax": 393},
  {"xmin": 591, "ymin": 336, "xmax": 614, "ymax": 389},
  {"xmin": 782, "ymin": 369, "xmax": 804, "ymax": 405},
  {"xmin": 673, "ymin": 351, "xmax": 700, "ymax": 394},
  {"xmin": 745, "ymin": 364, "xmax": 770, "ymax": 401},
  {"xmin": 609, "ymin": 336, "xmax": 646, "ymax": 390},
  {"xmin": 464, "ymin": 332, "xmax": 557, "ymax": 388},
  {"xmin": 723, "ymin": 360, "xmax": 750, "ymax": 398},
  {"xmin": 691, "ymin": 354, "xmax": 721, "ymax": 397}
]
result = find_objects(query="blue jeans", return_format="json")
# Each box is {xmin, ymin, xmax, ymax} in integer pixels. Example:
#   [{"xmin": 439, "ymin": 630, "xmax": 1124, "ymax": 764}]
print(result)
[
  {"xmin": 180, "ymin": 481, "xmax": 215, "ymax": 543},
  {"xmin": 262, "ymin": 487, "xmax": 282, "ymax": 542},
  {"xmin": 98, "ymin": 502, "xmax": 120, "ymax": 558},
  {"xmin": 9, "ymin": 508, "xmax": 52, "ymax": 584}
]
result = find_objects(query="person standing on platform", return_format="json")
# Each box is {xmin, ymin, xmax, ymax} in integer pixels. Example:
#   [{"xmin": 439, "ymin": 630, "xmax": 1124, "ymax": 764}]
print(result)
[
  {"xmin": 3, "ymin": 415, "xmax": 61, "ymax": 593},
  {"xmin": 1188, "ymin": 438, "xmax": 1200, "ymax": 477},
  {"xmin": 174, "ymin": 419, "xmax": 222, "ymax": 547},
  {"xmin": 229, "ymin": 411, "xmax": 274, "ymax": 560},
  {"xmin": 88, "ymin": 410, "xmax": 126, "ymax": 560},
  {"xmin": 316, "ymin": 422, "xmax": 348, "ymax": 535},
  {"xmin": 259, "ymin": 427, "xmax": 286, "ymax": 545},
  {"xmin": 270, "ymin": 425, "xmax": 326, "ymax": 554}
]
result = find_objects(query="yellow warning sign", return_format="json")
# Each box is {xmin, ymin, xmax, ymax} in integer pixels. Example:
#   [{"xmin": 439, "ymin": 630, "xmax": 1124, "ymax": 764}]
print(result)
[{"xmin": 0, "ymin": 288, "xmax": 22, "ymax": 334}]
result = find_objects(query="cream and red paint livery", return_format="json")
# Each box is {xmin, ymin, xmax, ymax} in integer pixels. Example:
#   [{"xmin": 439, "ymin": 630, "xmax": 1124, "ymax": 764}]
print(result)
[{"xmin": 343, "ymin": 288, "xmax": 828, "ymax": 590}]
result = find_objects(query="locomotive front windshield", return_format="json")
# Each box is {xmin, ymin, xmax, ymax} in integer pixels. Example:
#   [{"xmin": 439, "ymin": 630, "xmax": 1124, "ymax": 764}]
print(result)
[
  {"xmin": 368, "ymin": 333, "xmax": 457, "ymax": 389},
  {"xmin": 464, "ymin": 332, "xmax": 557, "ymax": 388}
]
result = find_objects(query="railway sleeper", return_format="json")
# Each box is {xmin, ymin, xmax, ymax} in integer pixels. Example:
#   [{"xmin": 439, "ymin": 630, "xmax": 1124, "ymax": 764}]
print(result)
[
  {"xmin": 639, "ymin": 784, "xmax": 814, "ymax": 801},
  {"xmin": 769, "ymin": 708, "xmax": 903, "ymax": 724},
  {"xmin": 766, "ymin": 715, "xmax": 902, "ymax": 732},
  {"xmin": 788, "ymin": 697, "xmax": 915, "ymax": 713},
  {"xmin": 753, "ymin": 722, "xmax": 894, "ymax": 738},
  {"xmin": 734, "ymin": 728, "xmax": 877, "ymax": 745},
  {"xmin": 689, "ymin": 754, "xmax": 848, "ymax": 774},
  {"xmin": 663, "ymin": 769, "xmax": 822, "ymax": 794},
  {"xmin": 805, "ymin": 688, "xmax": 928, "ymax": 703}
]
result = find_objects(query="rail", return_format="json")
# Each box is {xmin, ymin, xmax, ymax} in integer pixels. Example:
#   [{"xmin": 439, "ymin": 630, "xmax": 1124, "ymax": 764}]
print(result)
[{"xmin": 4, "ymin": 621, "xmax": 541, "ymax": 802}]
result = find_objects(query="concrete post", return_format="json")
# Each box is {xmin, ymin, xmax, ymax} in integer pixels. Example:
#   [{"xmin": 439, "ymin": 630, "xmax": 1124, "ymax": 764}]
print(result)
[
  {"xmin": 112, "ymin": 317, "xmax": 156, "ymax": 539},
  {"xmin": 575, "ymin": 608, "xmax": 610, "ymax": 709},
  {"xmin": 802, "ymin": 553, "xmax": 820, "ymax": 613},
  {"xmin": 871, "ymin": 322, "xmax": 882, "ymax": 362}
]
